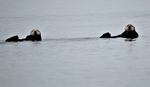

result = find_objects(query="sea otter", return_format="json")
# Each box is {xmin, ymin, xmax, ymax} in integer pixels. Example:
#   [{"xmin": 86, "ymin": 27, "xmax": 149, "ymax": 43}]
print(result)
[
  {"xmin": 100, "ymin": 24, "xmax": 139, "ymax": 38},
  {"xmin": 25, "ymin": 29, "xmax": 42, "ymax": 41},
  {"xmin": 5, "ymin": 29, "xmax": 42, "ymax": 42}
]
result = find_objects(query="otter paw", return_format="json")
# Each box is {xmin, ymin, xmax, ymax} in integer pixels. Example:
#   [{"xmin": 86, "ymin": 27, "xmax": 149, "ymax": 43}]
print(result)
[{"xmin": 100, "ymin": 32, "xmax": 111, "ymax": 38}]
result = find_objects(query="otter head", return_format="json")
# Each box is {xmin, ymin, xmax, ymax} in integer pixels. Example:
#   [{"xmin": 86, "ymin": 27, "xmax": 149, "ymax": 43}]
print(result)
[
  {"xmin": 122, "ymin": 24, "xmax": 138, "ymax": 38},
  {"xmin": 125, "ymin": 24, "xmax": 135, "ymax": 32},
  {"xmin": 30, "ymin": 29, "xmax": 41, "ymax": 36}
]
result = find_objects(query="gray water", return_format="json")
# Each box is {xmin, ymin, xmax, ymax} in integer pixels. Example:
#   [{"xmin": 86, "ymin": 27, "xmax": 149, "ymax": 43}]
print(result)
[{"xmin": 0, "ymin": 0, "xmax": 150, "ymax": 87}]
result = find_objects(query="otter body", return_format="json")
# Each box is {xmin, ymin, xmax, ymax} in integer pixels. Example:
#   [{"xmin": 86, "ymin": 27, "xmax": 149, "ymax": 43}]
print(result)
[
  {"xmin": 100, "ymin": 24, "xmax": 139, "ymax": 38},
  {"xmin": 5, "ymin": 29, "xmax": 42, "ymax": 42}
]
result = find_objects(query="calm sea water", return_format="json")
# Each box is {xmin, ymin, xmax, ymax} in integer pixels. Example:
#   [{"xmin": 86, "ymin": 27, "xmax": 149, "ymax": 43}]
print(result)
[{"xmin": 0, "ymin": 3, "xmax": 150, "ymax": 87}]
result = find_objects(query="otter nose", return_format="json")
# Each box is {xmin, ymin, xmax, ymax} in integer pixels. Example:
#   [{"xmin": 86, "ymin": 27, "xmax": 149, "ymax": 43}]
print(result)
[{"xmin": 128, "ymin": 26, "xmax": 131, "ymax": 29}]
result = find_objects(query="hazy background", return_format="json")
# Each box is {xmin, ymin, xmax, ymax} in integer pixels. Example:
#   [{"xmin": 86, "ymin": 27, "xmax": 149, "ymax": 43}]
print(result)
[{"xmin": 0, "ymin": 0, "xmax": 150, "ymax": 17}]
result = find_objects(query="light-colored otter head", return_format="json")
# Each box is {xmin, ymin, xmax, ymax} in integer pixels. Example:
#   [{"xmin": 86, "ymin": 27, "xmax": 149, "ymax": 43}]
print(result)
[
  {"xmin": 125, "ymin": 24, "xmax": 135, "ymax": 32},
  {"xmin": 30, "ymin": 29, "xmax": 41, "ymax": 36}
]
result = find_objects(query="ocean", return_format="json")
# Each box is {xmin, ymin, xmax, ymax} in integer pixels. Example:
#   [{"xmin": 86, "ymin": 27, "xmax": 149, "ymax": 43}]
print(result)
[{"xmin": 0, "ymin": 0, "xmax": 150, "ymax": 87}]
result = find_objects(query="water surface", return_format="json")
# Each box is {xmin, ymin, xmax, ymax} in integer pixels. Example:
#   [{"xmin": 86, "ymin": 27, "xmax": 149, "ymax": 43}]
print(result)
[{"xmin": 0, "ymin": 0, "xmax": 150, "ymax": 87}]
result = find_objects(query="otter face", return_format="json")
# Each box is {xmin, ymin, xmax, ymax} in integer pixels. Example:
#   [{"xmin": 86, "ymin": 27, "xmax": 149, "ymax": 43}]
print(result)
[
  {"xmin": 30, "ymin": 29, "xmax": 41, "ymax": 36},
  {"xmin": 125, "ymin": 24, "xmax": 135, "ymax": 32}
]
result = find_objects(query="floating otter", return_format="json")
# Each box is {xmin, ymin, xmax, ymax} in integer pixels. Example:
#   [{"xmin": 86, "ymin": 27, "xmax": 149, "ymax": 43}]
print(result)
[
  {"xmin": 100, "ymin": 24, "xmax": 139, "ymax": 38},
  {"xmin": 5, "ymin": 29, "xmax": 42, "ymax": 42},
  {"xmin": 25, "ymin": 29, "xmax": 42, "ymax": 41}
]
